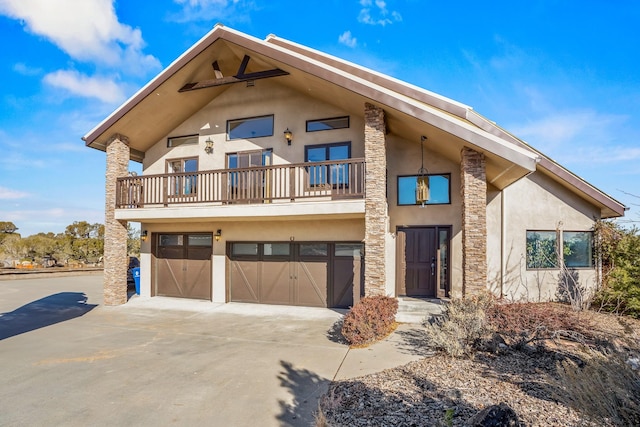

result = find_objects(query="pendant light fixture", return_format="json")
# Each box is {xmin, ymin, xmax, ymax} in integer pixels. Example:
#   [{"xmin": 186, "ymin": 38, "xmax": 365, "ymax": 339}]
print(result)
[{"xmin": 416, "ymin": 135, "xmax": 430, "ymax": 206}]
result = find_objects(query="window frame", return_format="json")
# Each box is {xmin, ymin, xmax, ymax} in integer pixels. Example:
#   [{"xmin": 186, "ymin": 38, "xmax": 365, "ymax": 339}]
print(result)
[
  {"xmin": 562, "ymin": 230, "xmax": 594, "ymax": 269},
  {"xmin": 167, "ymin": 134, "xmax": 199, "ymax": 148},
  {"xmin": 166, "ymin": 157, "xmax": 199, "ymax": 197},
  {"xmin": 304, "ymin": 141, "xmax": 352, "ymax": 188},
  {"xmin": 396, "ymin": 173, "xmax": 451, "ymax": 206},
  {"xmin": 526, "ymin": 230, "xmax": 559, "ymax": 270},
  {"xmin": 226, "ymin": 115, "xmax": 274, "ymax": 140},
  {"xmin": 305, "ymin": 116, "xmax": 350, "ymax": 132}
]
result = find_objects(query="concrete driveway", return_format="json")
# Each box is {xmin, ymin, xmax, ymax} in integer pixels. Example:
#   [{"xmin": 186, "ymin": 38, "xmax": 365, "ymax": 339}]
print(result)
[{"xmin": 0, "ymin": 274, "xmax": 427, "ymax": 426}]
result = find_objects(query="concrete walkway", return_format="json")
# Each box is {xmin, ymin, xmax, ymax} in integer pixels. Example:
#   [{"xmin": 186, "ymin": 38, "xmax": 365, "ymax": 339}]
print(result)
[{"xmin": 0, "ymin": 275, "xmax": 431, "ymax": 426}]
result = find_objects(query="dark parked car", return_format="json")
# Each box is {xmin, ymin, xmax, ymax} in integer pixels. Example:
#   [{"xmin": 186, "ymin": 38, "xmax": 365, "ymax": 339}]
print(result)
[{"xmin": 127, "ymin": 256, "xmax": 140, "ymax": 283}]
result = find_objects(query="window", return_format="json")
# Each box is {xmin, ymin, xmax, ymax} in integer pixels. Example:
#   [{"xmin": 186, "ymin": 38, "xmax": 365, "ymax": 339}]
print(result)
[
  {"xmin": 167, "ymin": 157, "xmax": 198, "ymax": 196},
  {"xmin": 159, "ymin": 234, "xmax": 183, "ymax": 246},
  {"xmin": 306, "ymin": 116, "xmax": 349, "ymax": 132},
  {"xmin": 335, "ymin": 243, "xmax": 364, "ymax": 257},
  {"xmin": 264, "ymin": 243, "xmax": 290, "ymax": 256},
  {"xmin": 526, "ymin": 230, "xmax": 594, "ymax": 269},
  {"xmin": 526, "ymin": 231, "xmax": 558, "ymax": 269},
  {"xmin": 563, "ymin": 231, "xmax": 594, "ymax": 268},
  {"xmin": 299, "ymin": 243, "xmax": 328, "ymax": 256},
  {"xmin": 227, "ymin": 149, "xmax": 272, "ymax": 169},
  {"xmin": 232, "ymin": 243, "xmax": 258, "ymax": 256},
  {"xmin": 188, "ymin": 235, "xmax": 212, "ymax": 246},
  {"xmin": 167, "ymin": 134, "xmax": 198, "ymax": 147},
  {"xmin": 397, "ymin": 174, "xmax": 450, "ymax": 205},
  {"xmin": 305, "ymin": 142, "xmax": 351, "ymax": 187},
  {"xmin": 227, "ymin": 115, "xmax": 274, "ymax": 140}
]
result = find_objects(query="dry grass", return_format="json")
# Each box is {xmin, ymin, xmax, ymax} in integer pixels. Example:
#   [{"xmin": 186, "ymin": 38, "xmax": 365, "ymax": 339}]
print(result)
[{"xmin": 554, "ymin": 350, "xmax": 640, "ymax": 426}]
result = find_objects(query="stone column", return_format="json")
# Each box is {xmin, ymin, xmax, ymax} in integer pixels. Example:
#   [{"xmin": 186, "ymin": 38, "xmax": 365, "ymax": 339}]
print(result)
[
  {"xmin": 364, "ymin": 103, "xmax": 388, "ymax": 297},
  {"xmin": 104, "ymin": 134, "xmax": 130, "ymax": 306},
  {"xmin": 460, "ymin": 147, "xmax": 487, "ymax": 295}
]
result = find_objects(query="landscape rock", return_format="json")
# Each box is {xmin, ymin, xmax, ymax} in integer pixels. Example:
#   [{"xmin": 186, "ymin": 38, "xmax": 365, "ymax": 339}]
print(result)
[{"xmin": 466, "ymin": 403, "xmax": 520, "ymax": 427}]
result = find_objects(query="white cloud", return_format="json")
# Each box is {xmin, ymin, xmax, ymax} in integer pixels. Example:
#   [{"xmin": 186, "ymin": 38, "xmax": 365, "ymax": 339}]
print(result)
[
  {"xmin": 0, "ymin": 0, "xmax": 160, "ymax": 73},
  {"xmin": 171, "ymin": 0, "xmax": 254, "ymax": 23},
  {"xmin": 13, "ymin": 62, "xmax": 42, "ymax": 76},
  {"xmin": 338, "ymin": 31, "xmax": 357, "ymax": 48},
  {"xmin": 510, "ymin": 110, "xmax": 625, "ymax": 146},
  {"xmin": 43, "ymin": 70, "xmax": 126, "ymax": 104},
  {"xmin": 0, "ymin": 186, "xmax": 29, "ymax": 200},
  {"xmin": 358, "ymin": 0, "xmax": 402, "ymax": 26}
]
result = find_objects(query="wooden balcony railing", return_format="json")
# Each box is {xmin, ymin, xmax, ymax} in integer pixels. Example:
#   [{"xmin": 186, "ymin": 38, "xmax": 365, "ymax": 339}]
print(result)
[{"xmin": 116, "ymin": 158, "xmax": 365, "ymax": 208}]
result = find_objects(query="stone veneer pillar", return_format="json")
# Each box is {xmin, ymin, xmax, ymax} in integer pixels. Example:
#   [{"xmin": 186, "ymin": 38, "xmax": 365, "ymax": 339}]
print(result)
[
  {"xmin": 460, "ymin": 147, "xmax": 487, "ymax": 295},
  {"xmin": 364, "ymin": 103, "xmax": 388, "ymax": 297},
  {"xmin": 104, "ymin": 134, "xmax": 130, "ymax": 305}
]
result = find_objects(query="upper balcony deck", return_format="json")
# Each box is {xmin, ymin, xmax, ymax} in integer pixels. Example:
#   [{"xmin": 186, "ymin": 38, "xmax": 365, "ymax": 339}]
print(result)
[{"xmin": 114, "ymin": 158, "xmax": 366, "ymax": 222}]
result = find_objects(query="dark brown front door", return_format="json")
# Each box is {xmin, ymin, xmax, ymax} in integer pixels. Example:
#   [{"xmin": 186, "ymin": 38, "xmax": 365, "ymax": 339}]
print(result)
[
  {"xmin": 396, "ymin": 227, "xmax": 450, "ymax": 298},
  {"xmin": 154, "ymin": 233, "xmax": 212, "ymax": 300}
]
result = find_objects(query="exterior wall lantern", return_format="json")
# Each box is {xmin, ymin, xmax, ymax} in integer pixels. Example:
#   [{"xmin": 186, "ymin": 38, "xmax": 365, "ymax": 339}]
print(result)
[
  {"xmin": 215, "ymin": 229, "xmax": 222, "ymax": 242},
  {"xmin": 416, "ymin": 135, "xmax": 430, "ymax": 207},
  {"xmin": 284, "ymin": 128, "xmax": 293, "ymax": 145},
  {"xmin": 141, "ymin": 230, "xmax": 148, "ymax": 241},
  {"xmin": 204, "ymin": 137, "xmax": 214, "ymax": 154}
]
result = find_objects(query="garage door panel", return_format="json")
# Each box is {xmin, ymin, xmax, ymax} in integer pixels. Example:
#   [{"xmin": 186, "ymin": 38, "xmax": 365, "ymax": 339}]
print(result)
[
  {"xmin": 154, "ymin": 233, "xmax": 212, "ymax": 300},
  {"xmin": 260, "ymin": 261, "xmax": 291, "ymax": 304},
  {"xmin": 229, "ymin": 260, "xmax": 260, "ymax": 303},
  {"xmin": 296, "ymin": 261, "xmax": 327, "ymax": 307},
  {"xmin": 332, "ymin": 258, "xmax": 361, "ymax": 308},
  {"xmin": 184, "ymin": 259, "xmax": 212, "ymax": 300},
  {"xmin": 156, "ymin": 258, "xmax": 183, "ymax": 297}
]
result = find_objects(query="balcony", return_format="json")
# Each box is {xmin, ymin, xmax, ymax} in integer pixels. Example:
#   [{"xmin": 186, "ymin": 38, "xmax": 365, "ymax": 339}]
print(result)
[{"xmin": 115, "ymin": 159, "xmax": 365, "ymax": 220}]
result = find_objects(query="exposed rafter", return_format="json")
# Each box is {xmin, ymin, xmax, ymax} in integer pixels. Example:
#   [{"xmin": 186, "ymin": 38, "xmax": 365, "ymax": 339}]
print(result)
[{"xmin": 179, "ymin": 55, "xmax": 289, "ymax": 92}]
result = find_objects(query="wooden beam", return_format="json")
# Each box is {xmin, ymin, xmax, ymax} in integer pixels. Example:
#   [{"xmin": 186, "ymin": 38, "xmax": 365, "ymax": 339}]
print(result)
[{"xmin": 179, "ymin": 55, "xmax": 289, "ymax": 92}]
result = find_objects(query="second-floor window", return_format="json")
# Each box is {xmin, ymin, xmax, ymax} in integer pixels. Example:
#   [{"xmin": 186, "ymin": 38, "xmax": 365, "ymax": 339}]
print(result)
[
  {"xmin": 167, "ymin": 157, "xmax": 198, "ymax": 196},
  {"xmin": 227, "ymin": 115, "xmax": 274, "ymax": 140},
  {"xmin": 305, "ymin": 142, "xmax": 351, "ymax": 187}
]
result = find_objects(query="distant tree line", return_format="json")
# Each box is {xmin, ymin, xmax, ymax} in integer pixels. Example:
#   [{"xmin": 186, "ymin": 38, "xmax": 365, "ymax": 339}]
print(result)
[{"xmin": 0, "ymin": 221, "xmax": 140, "ymax": 268}]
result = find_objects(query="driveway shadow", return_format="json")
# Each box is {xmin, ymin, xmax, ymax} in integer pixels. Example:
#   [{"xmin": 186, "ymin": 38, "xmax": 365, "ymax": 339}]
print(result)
[{"xmin": 0, "ymin": 292, "xmax": 97, "ymax": 340}]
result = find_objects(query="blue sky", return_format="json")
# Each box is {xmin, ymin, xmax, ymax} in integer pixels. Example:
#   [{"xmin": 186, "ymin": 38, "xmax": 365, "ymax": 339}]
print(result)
[{"xmin": 1, "ymin": 0, "xmax": 639, "ymax": 236}]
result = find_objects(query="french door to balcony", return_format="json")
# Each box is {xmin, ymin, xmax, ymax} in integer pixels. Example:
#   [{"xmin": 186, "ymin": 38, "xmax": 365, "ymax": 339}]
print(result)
[
  {"xmin": 227, "ymin": 149, "xmax": 272, "ymax": 203},
  {"xmin": 167, "ymin": 157, "xmax": 198, "ymax": 200}
]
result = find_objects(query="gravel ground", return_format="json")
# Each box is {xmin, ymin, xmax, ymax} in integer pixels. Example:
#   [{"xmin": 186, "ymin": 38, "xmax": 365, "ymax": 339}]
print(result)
[{"xmin": 319, "ymin": 309, "xmax": 640, "ymax": 426}]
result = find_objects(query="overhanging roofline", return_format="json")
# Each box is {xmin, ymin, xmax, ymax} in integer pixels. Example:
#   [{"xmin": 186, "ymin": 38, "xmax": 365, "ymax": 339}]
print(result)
[
  {"xmin": 83, "ymin": 25, "xmax": 624, "ymax": 218},
  {"xmin": 83, "ymin": 23, "xmax": 232, "ymax": 147}
]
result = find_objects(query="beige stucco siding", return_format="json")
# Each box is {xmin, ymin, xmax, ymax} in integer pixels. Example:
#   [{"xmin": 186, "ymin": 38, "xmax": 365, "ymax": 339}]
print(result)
[
  {"xmin": 142, "ymin": 80, "xmax": 364, "ymax": 174},
  {"xmin": 493, "ymin": 171, "xmax": 600, "ymax": 301},
  {"xmin": 386, "ymin": 134, "xmax": 463, "ymax": 296}
]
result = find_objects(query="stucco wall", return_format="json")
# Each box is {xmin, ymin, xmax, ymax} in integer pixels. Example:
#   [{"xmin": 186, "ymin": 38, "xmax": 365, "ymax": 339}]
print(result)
[
  {"xmin": 386, "ymin": 134, "xmax": 464, "ymax": 296},
  {"xmin": 142, "ymin": 80, "xmax": 364, "ymax": 173},
  {"xmin": 491, "ymin": 171, "xmax": 600, "ymax": 302}
]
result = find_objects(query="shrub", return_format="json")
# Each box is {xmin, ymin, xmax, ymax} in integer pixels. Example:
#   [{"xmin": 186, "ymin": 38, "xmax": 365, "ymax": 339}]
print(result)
[
  {"xmin": 486, "ymin": 302, "xmax": 587, "ymax": 349},
  {"xmin": 341, "ymin": 296, "xmax": 398, "ymax": 346},
  {"xmin": 593, "ymin": 221, "xmax": 640, "ymax": 318},
  {"xmin": 554, "ymin": 350, "xmax": 640, "ymax": 426},
  {"xmin": 424, "ymin": 292, "xmax": 494, "ymax": 357}
]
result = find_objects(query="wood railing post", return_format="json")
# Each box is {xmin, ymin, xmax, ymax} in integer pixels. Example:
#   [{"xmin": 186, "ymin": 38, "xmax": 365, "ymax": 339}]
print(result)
[{"xmin": 289, "ymin": 166, "xmax": 295, "ymax": 201}]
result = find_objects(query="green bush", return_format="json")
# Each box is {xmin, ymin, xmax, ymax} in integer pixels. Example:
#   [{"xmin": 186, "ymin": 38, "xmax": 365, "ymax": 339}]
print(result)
[
  {"xmin": 341, "ymin": 296, "xmax": 398, "ymax": 346},
  {"xmin": 593, "ymin": 221, "xmax": 640, "ymax": 318},
  {"xmin": 424, "ymin": 292, "xmax": 494, "ymax": 357}
]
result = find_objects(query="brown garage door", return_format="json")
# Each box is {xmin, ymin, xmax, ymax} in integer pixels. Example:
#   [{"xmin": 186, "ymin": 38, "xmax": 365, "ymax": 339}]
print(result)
[
  {"xmin": 153, "ymin": 233, "xmax": 212, "ymax": 300},
  {"xmin": 228, "ymin": 242, "xmax": 362, "ymax": 308}
]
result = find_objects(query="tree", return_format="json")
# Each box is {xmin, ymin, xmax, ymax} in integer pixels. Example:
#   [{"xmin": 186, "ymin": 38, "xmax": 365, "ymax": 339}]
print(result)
[{"xmin": 593, "ymin": 220, "xmax": 640, "ymax": 318}]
